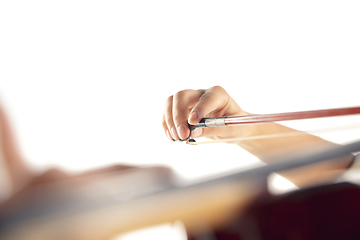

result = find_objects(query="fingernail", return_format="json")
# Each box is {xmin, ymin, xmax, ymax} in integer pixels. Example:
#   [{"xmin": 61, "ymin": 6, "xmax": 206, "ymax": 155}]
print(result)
[
  {"xmin": 189, "ymin": 111, "xmax": 198, "ymax": 123},
  {"xmin": 191, "ymin": 128, "xmax": 203, "ymax": 138},
  {"xmin": 177, "ymin": 125, "xmax": 188, "ymax": 140},
  {"xmin": 171, "ymin": 127, "xmax": 179, "ymax": 140}
]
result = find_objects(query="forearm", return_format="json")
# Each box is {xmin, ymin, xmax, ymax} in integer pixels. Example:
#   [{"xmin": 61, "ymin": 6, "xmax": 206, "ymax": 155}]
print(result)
[
  {"xmin": 232, "ymin": 123, "xmax": 353, "ymax": 188},
  {"xmin": 164, "ymin": 86, "xmax": 353, "ymax": 188},
  {"xmin": 0, "ymin": 105, "xmax": 33, "ymax": 193}
]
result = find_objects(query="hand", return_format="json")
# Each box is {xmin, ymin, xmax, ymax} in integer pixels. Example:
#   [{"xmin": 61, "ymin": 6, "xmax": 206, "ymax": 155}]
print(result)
[
  {"xmin": 162, "ymin": 86, "xmax": 248, "ymax": 141},
  {"xmin": 0, "ymin": 165, "xmax": 174, "ymax": 240},
  {"xmin": 0, "ymin": 165, "xmax": 173, "ymax": 212}
]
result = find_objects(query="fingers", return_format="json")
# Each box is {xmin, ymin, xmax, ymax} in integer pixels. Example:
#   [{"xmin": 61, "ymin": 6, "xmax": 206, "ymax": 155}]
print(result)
[
  {"xmin": 163, "ymin": 86, "xmax": 244, "ymax": 141},
  {"xmin": 163, "ymin": 86, "xmax": 231, "ymax": 140},
  {"xmin": 29, "ymin": 168, "xmax": 71, "ymax": 185},
  {"xmin": 80, "ymin": 165, "xmax": 172, "ymax": 180},
  {"xmin": 163, "ymin": 89, "xmax": 204, "ymax": 140},
  {"xmin": 189, "ymin": 86, "xmax": 233, "ymax": 138},
  {"xmin": 163, "ymin": 95, "xmax": 177, "ymax": 140},
  {"xmin": 80, "ymin": 165, "xmax": 136, "ymax": 176},
  {"xmin": 188, "ymin": 86, "xmax": 230, "ymax": 125},
  {"xmin": 173, "ymin": 90, "xmax": 205, "ymax": 140}
]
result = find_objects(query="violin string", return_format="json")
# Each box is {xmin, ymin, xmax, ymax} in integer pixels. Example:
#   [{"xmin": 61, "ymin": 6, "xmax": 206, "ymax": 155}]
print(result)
[{"xmin": 186, "ymin": 123, "xmax": 360, "ymax": 145}]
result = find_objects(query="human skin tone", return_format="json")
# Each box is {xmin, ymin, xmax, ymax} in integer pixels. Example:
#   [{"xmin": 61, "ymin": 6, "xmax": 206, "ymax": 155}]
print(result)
[{"xmin": 163, "ymin": 86, "xmax": 353, "ymax": 188}]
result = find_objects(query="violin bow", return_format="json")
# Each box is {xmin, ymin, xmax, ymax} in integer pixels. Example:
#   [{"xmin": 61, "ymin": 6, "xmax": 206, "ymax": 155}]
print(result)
[{"xmin": 187, "ymin": 106, "xmax": 360, "ymax": 144}]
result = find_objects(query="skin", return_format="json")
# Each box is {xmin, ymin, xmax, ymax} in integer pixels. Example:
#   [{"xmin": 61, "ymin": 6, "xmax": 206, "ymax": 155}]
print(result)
[
  {"xmin": 0, "ymin": 104, "xmax": 34, "ymax": 194},
  {"xmin": 0, "ymin": 103, "xmax": 172, "ymax": 239},
  {"xmin": 163, "ymin": 86, "xmax": 354, "ymax": 188},
  {"xmin": 0, "ymin": 103, "xmax": 171, "ymax": 207},
  {"xmin": 0, "ymin": 87, "xmax": 354, "ymax": 238}
]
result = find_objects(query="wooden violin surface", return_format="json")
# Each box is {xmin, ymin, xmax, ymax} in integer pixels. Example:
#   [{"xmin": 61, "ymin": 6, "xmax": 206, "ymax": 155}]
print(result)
[{"xmin": 2, "ymin": 139, "xmax": 360, "ymax": 240}]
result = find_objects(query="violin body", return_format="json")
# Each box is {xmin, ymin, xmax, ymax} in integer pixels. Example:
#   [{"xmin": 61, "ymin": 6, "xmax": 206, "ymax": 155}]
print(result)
[
  {"xmin": 2, "ymin": 104, "xmax": 360, "ymax": 240},
  {"xmin": 190, "ymin": 182, "xmax": 360, "ymax": 240}
]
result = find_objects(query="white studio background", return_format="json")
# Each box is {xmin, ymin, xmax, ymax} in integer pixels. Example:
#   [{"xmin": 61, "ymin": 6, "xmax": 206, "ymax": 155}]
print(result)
[{"xmin": 1, "ymin": 1, "xmax": 360, "ymax": 239}]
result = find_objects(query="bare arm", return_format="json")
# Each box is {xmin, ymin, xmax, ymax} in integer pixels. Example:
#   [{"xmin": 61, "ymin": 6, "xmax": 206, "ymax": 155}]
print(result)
[
  {"xmin": 163, "ymin": 86, "xmax": 353, "ymax": 188},
  {"xmin": 0, "ymin": 104, "xmax": 33, "ymax": 194},
  {"xmin": 234, "ymin": 122, "xmax": 353, "ymax": 187}
]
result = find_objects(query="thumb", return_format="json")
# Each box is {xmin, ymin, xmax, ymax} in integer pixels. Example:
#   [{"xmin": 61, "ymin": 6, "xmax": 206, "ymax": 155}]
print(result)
[{"xmin": 188, "ymin": 86, "xmax": 230, "ymax": 138}]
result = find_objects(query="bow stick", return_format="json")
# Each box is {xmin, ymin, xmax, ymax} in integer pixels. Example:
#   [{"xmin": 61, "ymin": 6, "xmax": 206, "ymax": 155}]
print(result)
[
  {"xmin": 189, "ymin": 106, "xmax": 360, "ymax": 129},
  {"xmin": 187, "ymin": 106, "xmax": 360, "ymax": 144}
]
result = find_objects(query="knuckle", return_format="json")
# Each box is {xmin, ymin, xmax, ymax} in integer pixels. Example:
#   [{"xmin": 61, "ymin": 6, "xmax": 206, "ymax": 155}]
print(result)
[
  {"xmin": 211, "ymin": 85, "xmax": 225, "ymax": 93},
  {"xmin": 174, "ymin": 89, "xmax": 189, "ymax": 100},
  {"xmin": 166, "ymin": 95, "xmax": 174, "ymax": 104},
  {"xmin": 198, "ymin": 91, "xmax": 211, "ymax": 101}
]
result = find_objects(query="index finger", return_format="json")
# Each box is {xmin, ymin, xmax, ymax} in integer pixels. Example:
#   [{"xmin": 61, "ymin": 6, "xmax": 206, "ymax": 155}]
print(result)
[{"xmin": 188, "ymin": 86, "xmax": 230, "ymax": 124}]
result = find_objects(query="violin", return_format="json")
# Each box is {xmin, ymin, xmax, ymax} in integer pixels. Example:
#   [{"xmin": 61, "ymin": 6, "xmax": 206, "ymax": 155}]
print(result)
[{"xmin": 1, "ymin": 107, "xmax": 360, "ymax": 240}]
